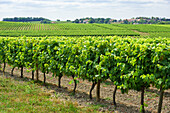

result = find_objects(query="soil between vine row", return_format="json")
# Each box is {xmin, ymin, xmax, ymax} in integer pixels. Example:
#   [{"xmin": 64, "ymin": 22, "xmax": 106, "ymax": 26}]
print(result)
[{"xmin": 1, "ymin": 64, "xmax": 170, "ymax": 113}]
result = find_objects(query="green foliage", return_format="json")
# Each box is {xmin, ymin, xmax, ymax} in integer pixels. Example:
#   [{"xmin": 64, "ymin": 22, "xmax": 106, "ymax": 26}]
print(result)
[
  {"xmin": 0, "ymin": 36, "xmax": 169, "ymax": 112},
  {"xmin": 0, "ymin": 36, "xmax": 169, "ymax": 90},
  {"xmin": 3, "ymin": 17, "xmax": 51, "ymax": 22}
]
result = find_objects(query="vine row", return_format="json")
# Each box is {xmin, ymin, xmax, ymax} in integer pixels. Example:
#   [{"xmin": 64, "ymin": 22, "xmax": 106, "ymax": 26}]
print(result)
[{"xmin": 0, "ymin": 36, "xmax": 169, "ymax": 113}]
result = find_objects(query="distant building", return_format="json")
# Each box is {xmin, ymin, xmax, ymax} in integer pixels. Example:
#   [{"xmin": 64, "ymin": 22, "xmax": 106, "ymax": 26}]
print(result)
[
  {"xmin": 51, "ymin": 21, "xmax": 56, "ymax": 24},
  {"xmin": 109, "ymin": 19, "xmax": 114, "ymax": 22},
  {"xmin": 124, "ymin": 19, "xmax": 140, "ymax": 22},
  {"xmin": 83, "ymin": 19, "xmax": 89, "ymax": 24},
  {"xmin": 133, "ymin": 23, "xmax": 139, "ymax": 25}
]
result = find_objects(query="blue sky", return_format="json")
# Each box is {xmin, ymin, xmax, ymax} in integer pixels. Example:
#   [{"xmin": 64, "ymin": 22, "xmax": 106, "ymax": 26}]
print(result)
[{"xmin": 0, "ymin": 0, "xmax": 169, "ymax": 21}]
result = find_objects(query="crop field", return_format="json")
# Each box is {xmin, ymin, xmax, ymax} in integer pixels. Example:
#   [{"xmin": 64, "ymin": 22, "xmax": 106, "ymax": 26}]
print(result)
[
  {"xmin": 0, "ymin": 36, "xmax": 170, "ymax": 113},
  {"xmin": 0, "ymin": 22, "xmax": 170, "ymax": 37},
  {"xmin": 0, "ymin": 22, "xmax": 169, "ymax": 37},
  {"xmin": 0, "ymin": 22, "xmax": 140, "ymax": 36},
  {"xmin": 114, "ymin": 24, "xmax": 170, "ymax": 38},
  {"xmin": 0, "ymin": 21, "xmax": 170, "ymax": 113}
]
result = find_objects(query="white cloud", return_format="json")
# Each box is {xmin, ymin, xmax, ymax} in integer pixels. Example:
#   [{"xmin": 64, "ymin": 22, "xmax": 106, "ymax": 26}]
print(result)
[{"xmin": 0, "ymin": 0, "xmax": 169, "ymax": 21}]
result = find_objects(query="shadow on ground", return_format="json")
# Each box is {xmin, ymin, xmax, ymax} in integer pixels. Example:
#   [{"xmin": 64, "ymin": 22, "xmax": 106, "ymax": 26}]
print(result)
[{"xmin": 0, "ymin": 70, "xmax": 154, "ymax": 113}]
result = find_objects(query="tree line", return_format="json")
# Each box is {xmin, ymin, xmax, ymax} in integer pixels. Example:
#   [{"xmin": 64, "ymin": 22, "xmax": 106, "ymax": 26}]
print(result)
[
  {"xmin": 123, "ymin": 17, "xmax": 170, "ymax": 24},
  {"xmin": 2, "ymin": 17, "xmax": 170, "ymax": 24},
  {"xmin": 3, "ymin": 17, "xmax": 51, "ymax": 23},
  {"xmin": 72, "ymin": 17, "xmax": 117, "ymax": 24},
  {"xmin": 72, "ymin": 17, "xmax": 170, "ymax": 24}
]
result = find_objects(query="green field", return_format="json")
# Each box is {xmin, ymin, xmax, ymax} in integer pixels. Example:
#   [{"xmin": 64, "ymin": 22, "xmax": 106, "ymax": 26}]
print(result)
[
  {"xmin": 0, "ymin": 76, "xmax": 101, "ymax": 113},
  {"xmin": 1, "ymin": 21, "xmax": 170, "ymax": 37},
  {"xmin": 114, "ymin": 24, "xmax": 170, "ymax": 38},
  {"xmin": 0, "ymin": 20, "xmax": 170, "ymax": 113},
  {"xmin": 0, "ymin": 21, "xmax": 170, "ymax": 113},
  {"xmin": 0, "ymin": 22, "xmax": 139, "ymax": 36},
  {"xmin": 0, "ymin": 36, "xmax": 169, "ymax": 113}
]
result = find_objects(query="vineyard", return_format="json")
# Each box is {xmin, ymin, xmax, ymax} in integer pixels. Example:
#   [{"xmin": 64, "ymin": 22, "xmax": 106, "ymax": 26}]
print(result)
[
  {"xmin": 0, "ymin": 22, "xmax": 170, "ymax": 37},
  {"xmin": 114, "ymin": 24, "xmax": 170, "ymax": 38},
  {"xmin": 0, "ymin": 22, "xmax": 139, "ymax": 36},
  {"xmin": 0, "ymin": 36, "xmax": 169, "ymax": 113}
]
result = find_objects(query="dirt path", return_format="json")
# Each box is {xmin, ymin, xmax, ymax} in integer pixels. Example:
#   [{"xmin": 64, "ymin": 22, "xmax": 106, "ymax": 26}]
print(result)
[
  {"xmin": 1, "ymin": 64, "xmax": 170, "ymax": 113},
  {"xmin": 132, "ymin": 30, "xmax": 150, "ymax": 37}
]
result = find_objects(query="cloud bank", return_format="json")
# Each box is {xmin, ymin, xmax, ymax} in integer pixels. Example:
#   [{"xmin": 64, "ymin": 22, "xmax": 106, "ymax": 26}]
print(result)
[{"xmin": 0, "ymin": 0, "xmax": 169, "ymax": 20}]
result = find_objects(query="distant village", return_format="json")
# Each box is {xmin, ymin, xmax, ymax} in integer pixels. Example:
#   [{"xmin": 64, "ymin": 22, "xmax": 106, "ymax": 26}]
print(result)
[
  {"xmin": 71, "ymin": 17, "xmax": 170, "ymax": 24},
  {"xmin": 3, "ymin": 17, "xmax": 170, "ymax": 24}
]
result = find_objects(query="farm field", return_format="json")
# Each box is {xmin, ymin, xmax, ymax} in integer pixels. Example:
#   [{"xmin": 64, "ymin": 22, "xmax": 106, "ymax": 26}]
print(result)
[
  {"xmin": 0, "ymin": 22, "xmax": 139, "ymax": 36},
  {"xmin": 114, "ymin": 24, "xmax": 170, "ymax": 38},
  {"xmin": 1, "ymin": 21, "xmax": 170, "ymax": 37},
  {"xmin": 0, "ymin": 21, "xmax": 170, "ymax": 113},
  {"xmin": 0, "ymin": 0, "xmax": 169, "ymax": 112},
  {"xmin": 0, "ymin": 36, "xmax": 169, "ymax": 113}
]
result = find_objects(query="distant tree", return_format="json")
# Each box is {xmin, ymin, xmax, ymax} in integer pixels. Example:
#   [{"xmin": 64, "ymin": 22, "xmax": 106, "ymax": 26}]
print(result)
[
  {"xmin": 104, "ymin": 18, "xmax": 111, "ymax": 24},
  {"xmin": 41, "ymin": 19, "xmax": 51, "ymax": 24},
  {"xmin": 88, "ymin": 18, "xmax": 95, "ymax": 23},
  {"xmin": 67, "ymin": 20, "xmax": 71, "ymax": 22},
  {"xmin": 118, "ymin": 19, "xmax": 122, "ymax": 22},
  {"xmin": 97, "ymin": 18, "xmax": 101, "ymax": 22},
  {"xmin": 123, "ymin": 19, "xmax": 129, "ymax": 24},
  {"xmin": 3, "ymin": 17, "xmax": 51, "ymax": 22},
  {"xmin": 148, "ymin": 19, "xmax": 156, "ymax": 24},
  {"xmin": 155, "ymin": 17, "xmax": 159, "ymax": 21},
  {"xmin": 74, "ymin": 19, "xmax": 79, "ymax": 23},
  {"xmin": 112, "ymin": 19, "xmax": 117, "ymax": 22},
  {"xmin": 165, "ymin": 19, "xmax": 170, "ymax": 21},
  {"xmin": 95, "ymin": 19, "xmax": 98, "ymax": 23},
  {"xmin": 158, "ymin": 21, "xmax": 170, "ymax": 24},
  {"xmin": 57, "ymin": 19, "xmax": 60, "ymax": 22},
  {"xmin": 80, "ymin": 19, "xmax": 84, "ymax": 23},
  {"xmin": 99, "ymin": 18, "xmax": 104, "ymax": 23},
  {"xmin": 138, "ymin": 19, "xmax": 147, "ymax": 24},
  {"xmin": 151, "ymin": 16, "xmax": 155, "ymax": 20},
  {"xmin": 161, "ymin": 17, "xmax": 166, "ymax": 21}
]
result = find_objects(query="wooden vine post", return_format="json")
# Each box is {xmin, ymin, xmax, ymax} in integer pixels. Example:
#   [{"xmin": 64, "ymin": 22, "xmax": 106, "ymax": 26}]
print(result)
[
  {"xmin": 3, "ymin": 62, "xmax": 6, "ymax": 76},
  {"xmin": 21, "ymin": 66, "xmax": 23, "ymax": 78},
  {"xmin": 157, "ymin": 83, "xmax": 164, "ymax": 113},
  {"xmin": 96, "ymin": 79, "xmax": 101, "ymax": 102},
  {"xmin": 11, "ymin": 67, "xmax": 15, "ymax": 76},
  {"xmin": 89, "ymin": 81, "xmax": 97, "ymax": 99},
  {"xmin": 141, "ymin": 86, "xmax": 145, "ymax": 113},
  {"xmin": 32, "ymin": 70, "xmax": 34, "ymax": 80},
  {"xmin": 36, "ymin": 62, "xmax": 39, "ymax": 81},
  {"xmin": 58, "ymin": 73, "xmax": 63, "ymax": 88},
  {"xmin": 72, "ymin": 74, "xmax": 77, "ymax": 93},
  {"xmin": 113, "ymin": 85, "xmax": 117, "ymax": 106},
  {"xmin": 43, "ymin": 72, "xmax": 46, "ymax": 84}
]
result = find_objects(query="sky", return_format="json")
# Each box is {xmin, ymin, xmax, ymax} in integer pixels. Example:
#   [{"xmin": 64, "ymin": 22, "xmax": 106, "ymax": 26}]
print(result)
[{"xmin": 0, "ymin": 0, "xmax": 170, "ymax": 21}]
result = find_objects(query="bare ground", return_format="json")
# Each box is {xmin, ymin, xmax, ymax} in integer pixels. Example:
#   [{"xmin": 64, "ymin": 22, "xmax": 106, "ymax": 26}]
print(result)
[
  {"xmin": 132, "ymin": 30, "xmax": 150, "ymax": 37},
  {"xmin": 1, "ymin": 64, "xmax": 170, "ymax": 113}
]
